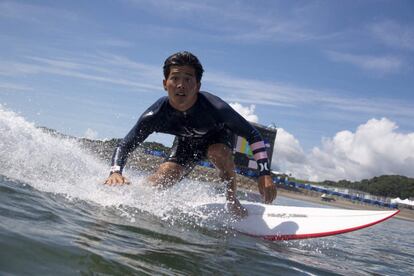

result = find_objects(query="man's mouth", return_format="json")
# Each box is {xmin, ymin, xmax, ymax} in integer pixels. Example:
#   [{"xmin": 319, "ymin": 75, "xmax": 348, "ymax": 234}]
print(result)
[{"xmin": 175, "ymin": 92, "xmax": 186, "ymax": 97}]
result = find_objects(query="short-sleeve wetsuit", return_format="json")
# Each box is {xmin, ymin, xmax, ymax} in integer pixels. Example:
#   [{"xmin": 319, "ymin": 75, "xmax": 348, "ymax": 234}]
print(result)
[{"xmin": 110, "ymin": 91, "xmax": 271, "ymax": 176}]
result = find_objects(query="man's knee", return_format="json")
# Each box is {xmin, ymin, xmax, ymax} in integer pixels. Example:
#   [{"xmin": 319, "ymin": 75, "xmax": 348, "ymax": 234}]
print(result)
[
  {"xmin": 207, "ymin": 143, "xmax": 233, "ymax": 161},
  {"xmin": 158, "ymin": 161, "xmax": 183, "ymax": 171},
  {"xmin": 207, "ymin": 143, "xmax": 236, "ymax": 180},
  {"xmin": 149, "ymin": 162, "xmax": 184, "ymax": 187}
]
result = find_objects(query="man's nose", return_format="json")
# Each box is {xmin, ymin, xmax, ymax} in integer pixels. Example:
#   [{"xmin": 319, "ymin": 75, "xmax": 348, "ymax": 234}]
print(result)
[{"xmin": 177, "ymin": 81, "xmax": 185, "ymax": 88}]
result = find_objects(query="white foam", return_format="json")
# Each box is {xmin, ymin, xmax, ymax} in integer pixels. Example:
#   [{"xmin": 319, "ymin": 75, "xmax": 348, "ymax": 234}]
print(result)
[{"xmin": 0, "ymin": 106, "xmax": 223, "ymax": 221}]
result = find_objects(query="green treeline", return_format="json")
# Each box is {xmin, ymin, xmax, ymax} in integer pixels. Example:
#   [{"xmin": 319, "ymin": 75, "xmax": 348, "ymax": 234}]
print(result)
[{"xmin": 322, "ymin": 175, "xmax": 414, "ymax": 199}]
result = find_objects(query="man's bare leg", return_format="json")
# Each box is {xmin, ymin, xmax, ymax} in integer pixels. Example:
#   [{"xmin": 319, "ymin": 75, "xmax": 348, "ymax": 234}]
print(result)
[
  {"xmin": 207, "ymin": 143, "xmax": 248, "ymax": 217},
  {"xmin": 147, "ymin": 161, "xmax": 185, "ymax": 188}
]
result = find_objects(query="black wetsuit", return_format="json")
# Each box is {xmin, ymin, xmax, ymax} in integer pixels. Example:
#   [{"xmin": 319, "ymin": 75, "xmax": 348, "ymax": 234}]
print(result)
[{"xmin": 110, "ymin": 91, "xmax": 271, "ymax": 176}]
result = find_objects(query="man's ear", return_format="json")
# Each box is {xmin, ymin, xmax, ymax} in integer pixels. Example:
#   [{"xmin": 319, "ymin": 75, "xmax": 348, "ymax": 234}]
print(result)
[
  {"xmin": 163, "ymin": 79, "xmax": 167, "ymax": 91},
  {"xmin": 197, "ymin": 81, "xmax": 201, "ymax": 91}
]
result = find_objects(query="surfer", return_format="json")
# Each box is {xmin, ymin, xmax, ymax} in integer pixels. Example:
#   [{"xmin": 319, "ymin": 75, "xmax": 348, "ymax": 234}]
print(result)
[{"xmin": 104, "ymin": 51, "xmax": 277, "ymax": 217}]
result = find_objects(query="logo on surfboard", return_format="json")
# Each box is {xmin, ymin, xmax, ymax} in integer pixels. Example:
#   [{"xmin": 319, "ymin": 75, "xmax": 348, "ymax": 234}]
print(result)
[{"xmin": 267, "ymin": 213, "xmax": 308, "ymax": 218}]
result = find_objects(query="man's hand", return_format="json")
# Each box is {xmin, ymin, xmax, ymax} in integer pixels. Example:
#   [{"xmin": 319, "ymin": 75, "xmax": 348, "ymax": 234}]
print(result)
[
  {"xmin": 104, "ymin": 172, "xmax": 131, "ymax": 185},
  {"xmin": 258, "ymin": 175, "xmax": 277, "ymax": 204}
]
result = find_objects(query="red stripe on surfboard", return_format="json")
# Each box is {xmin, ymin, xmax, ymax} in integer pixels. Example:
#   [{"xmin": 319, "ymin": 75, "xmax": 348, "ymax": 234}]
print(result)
[{"xmin": 249, "ymin": 209, "xmax": 400, "ymax": 241}]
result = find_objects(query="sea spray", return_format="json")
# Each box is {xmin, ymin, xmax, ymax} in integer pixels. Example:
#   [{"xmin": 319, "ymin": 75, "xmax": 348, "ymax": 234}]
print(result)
[
  {"xmin": 0, "ymin": 106, "xmax": 105, "ymax": 192},
  {"xmin": 0, "ymin": 106, "xmax": 225, "ymax": 225}
]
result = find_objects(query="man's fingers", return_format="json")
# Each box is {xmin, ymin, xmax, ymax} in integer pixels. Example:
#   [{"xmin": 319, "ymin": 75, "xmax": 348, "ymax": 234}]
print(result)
[
  {"xmin": 258, "ymin": 183, "xmax": 264, "ymax": 196},
  {"xmin": 270, "ymin": 186, "xmax": 276, "ymax": 202},
  {"xmin": 264, "ymin": 186, "xmax": 277, "ymax": 204},
  {"xmin": 265, "ymin": 189, "xmax": 272, "ymax": 203},
  {"xmin": 104, "ymin": 175, "xmax": 129, "ymax": 185},
  {"xmin": 272, "ymin": 187, "xmax": 277, "ymax": 201}
]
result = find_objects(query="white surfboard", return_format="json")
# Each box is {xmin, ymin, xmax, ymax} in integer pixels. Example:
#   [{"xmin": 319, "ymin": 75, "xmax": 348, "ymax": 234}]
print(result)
[{"xmin": 196, "ymin": 201, "xmax": 399, "ymax": 240}]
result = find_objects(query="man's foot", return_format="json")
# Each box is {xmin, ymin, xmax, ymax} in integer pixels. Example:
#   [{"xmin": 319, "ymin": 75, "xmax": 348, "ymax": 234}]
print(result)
[{"xmin": 225, "ymin": 198, "xmax": 248, "ymax": 218}]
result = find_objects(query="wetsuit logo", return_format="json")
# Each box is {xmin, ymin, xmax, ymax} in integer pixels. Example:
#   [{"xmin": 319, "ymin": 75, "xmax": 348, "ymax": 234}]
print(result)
[
  {"xmin": 182, "ymin": 127, "xmax": 208, "ymax": 138},
  {"xmin": 259, "ymin": 162, "xmax": 269, "ymax": 172}
]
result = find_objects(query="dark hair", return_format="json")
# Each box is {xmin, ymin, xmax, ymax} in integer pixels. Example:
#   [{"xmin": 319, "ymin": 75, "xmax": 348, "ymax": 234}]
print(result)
[{"xmin": 163, "ymin": 51, "xmax": 204, "ymax": 82}]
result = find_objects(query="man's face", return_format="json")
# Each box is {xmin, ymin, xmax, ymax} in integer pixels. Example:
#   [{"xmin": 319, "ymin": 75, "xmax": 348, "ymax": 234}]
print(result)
[{"xmin": 163, "ymin": 65, "xmax": 201, "ymax": 111}]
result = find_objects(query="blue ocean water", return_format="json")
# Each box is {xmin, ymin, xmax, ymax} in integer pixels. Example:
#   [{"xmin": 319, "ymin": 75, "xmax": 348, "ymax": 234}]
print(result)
[{"xmin": 1, "ymin": 107, "xmax": 413, "ymax": 275}]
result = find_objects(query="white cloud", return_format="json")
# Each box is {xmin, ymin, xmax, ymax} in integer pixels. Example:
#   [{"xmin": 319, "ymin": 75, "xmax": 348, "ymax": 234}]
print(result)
[
  {"xmin": 0, "ymin": 1, "xmax": 79, "ymax": 24},
  {"xmin": 327, "ymin": 51, "xmax": 403, "ymax": 74},
  {"xmin": 0, "ymin": 82, "xmax": 33, "ymax": 92},
  {"xmin": 273, "ymin": 118, "xmax": 414, "ymax": 181},
  {"xmin": 229, "ymin": 102, "xmax": 259, "ymax": 123},
  {"xmin": 84, "ymin": 128, "xmax": 98, "ymax": 140},
  {"xmin": 272, "ymin": 128, "xmax": 309, "ymax": 176},
  {"xmin": 205, "ymin": 70, "xmax": 414, "ymax": 121},
  {"xmin": 369, "ymin": 20, "xmax": 414, "ymax": 51},
  {"xmin": 0, "ymin": 54, "xmax": 162, "ymax": 92},
  {"xmin": 125, "ymin": 0, "xmax": 335, "ymax": 44}
]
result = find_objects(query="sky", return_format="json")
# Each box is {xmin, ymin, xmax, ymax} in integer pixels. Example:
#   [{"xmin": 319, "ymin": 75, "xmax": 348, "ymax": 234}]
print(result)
[{"xmin": 1, "ymin": 0, "xmax": 414, "ymax": 181}]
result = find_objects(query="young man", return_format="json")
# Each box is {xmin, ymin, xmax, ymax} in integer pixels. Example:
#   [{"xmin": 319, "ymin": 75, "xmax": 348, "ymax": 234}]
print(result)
[{"xmin": 104, "ymin": 51, "xmax": 277, "ymax": 217}]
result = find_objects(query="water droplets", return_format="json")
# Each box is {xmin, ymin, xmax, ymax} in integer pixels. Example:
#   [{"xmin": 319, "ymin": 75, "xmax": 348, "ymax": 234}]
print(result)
[{"xmin": 0, "ymin": 105, "xmax": 230, "ymax": 231}]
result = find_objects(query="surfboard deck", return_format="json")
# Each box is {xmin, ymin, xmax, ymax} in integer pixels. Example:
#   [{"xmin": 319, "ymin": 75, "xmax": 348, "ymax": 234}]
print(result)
[{"xmin": 196, "ymin": 201, "xmax": 400, "ymax": 240}]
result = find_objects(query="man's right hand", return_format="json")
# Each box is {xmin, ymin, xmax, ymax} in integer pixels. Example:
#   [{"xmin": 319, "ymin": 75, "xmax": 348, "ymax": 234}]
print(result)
[{"xmin": 104, "ymin": 172, "xmax": 130, "ymax": 185}]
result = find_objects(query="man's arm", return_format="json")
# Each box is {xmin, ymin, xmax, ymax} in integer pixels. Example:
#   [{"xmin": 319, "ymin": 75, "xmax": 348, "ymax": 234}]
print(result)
[
  {"xmin": 240, "ymin": 135, "xmax": 277, "ymax": 204},
  {"xmin": 110, "ymin": 120, "xmax": 153, "ymax": 175},
  {"xmin": 105, "ymin": 98, "xmax": 166, "ymax": 184},
  {"xmin": 104, "ymin": 118, "xmax": 153, "ymax": 185}
]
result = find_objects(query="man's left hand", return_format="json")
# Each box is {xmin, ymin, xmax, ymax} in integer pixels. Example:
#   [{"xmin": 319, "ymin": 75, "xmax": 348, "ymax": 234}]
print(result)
[{"xmin": 258, "ymin": 175, "xmax": 277, "ymax": 204}]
